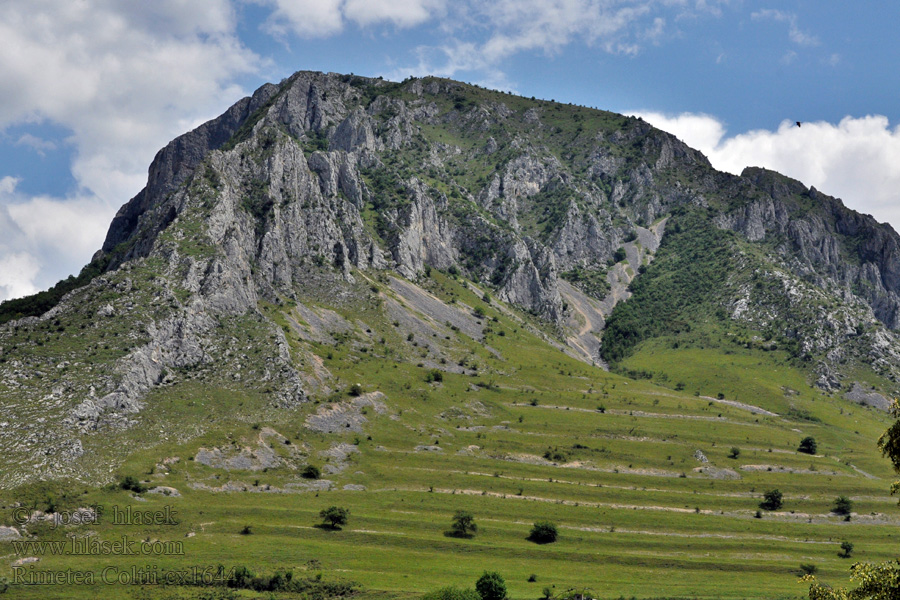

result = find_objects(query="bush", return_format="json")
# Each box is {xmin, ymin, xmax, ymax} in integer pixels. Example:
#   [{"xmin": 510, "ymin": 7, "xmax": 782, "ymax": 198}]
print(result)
[
  {"xmin": 798, "ymin": 436, "xmax": 817, "ymax": 454},
  {"xmin": 302, "ymin": 465, "xmax": 321, "ymax": 480},
  {"xmin": 426, "ymin": 369, "xmax": 444, "ymax": 383},
  {"xmin": 120, "ymin": 475, "xmax": 147, "ymax": 494},
  {"xmin": 759, "ymin": 489, "xmax": 783, "ymax": 511},
  {"xmin": 240, "ymin": 525, "xmax": 252, "ymax": 535},
  {"xmin": 832, "ymin": 495, "xmax": 853, "ymax": 516},
  {"xmin": 349, "ymin": 383, "xmax": 363, "ymax": 396},
  {"xmin": 319, "ymin": 506, "xmax": 349, "ymax": 529},
  {"xmin": 475, "ymin": 572, "xmax": 507, "ymax": 600},
  {"xmin": 543, "ymin": 447, "xmax": 568, "ymax": 463},
  {"xmin": 839, "ymin": 541, "xmax": 854, "ymax": 558},
  {"xmin": 449, "ymin": 511, "xmax": 477, "ymax": 538},
  {"xmin": 728, "ymin": 447, "xmax": 740, "ymax": 459},
  {"xmin": 799, "ymin": 563, "xmax": 818, "ymax": 576},
  {"xmin": 423, "ymin": 587, "xmax": 481, "ymax": 600},
  {"xmin": 528, "ymin": 521, "xmax": 558, "ymax": 544}
]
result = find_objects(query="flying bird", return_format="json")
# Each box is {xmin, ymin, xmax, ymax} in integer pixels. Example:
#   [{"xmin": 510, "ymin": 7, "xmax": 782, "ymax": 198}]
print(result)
[{"xmin": 796, "ymin": 121, "xmax": 802, "ymax": 127}]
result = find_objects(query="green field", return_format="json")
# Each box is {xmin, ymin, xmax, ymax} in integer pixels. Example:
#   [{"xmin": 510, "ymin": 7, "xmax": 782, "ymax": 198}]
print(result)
[{"xmin": 1, "ymin": 270, "xmax": 898, "ymax": 600}]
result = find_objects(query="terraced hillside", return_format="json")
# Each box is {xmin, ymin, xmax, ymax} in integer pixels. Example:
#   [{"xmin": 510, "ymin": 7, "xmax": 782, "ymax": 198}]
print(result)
[{"xmin": 2, "ymin": 270, "xmax": 898, "ymax": 599}]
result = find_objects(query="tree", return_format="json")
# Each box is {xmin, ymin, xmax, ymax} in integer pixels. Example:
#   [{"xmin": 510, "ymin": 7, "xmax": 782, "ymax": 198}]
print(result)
[
  {"xmin": 832, "ymin": 495, "xmax": 853, "ymax": 516},
  {"xmin": 449, "ymin": 511, "xmax": 477, "ymax": 538},
  {"xmin": 728, "ymin": 447, "xmax": 741, "ymax": 459},
  {"xmin": 319, "ymin": 506, "xmax": 349, "ymax": 529},
  {"xmin": 798, "ymin": 436, "xmax": 818, "ymax": 455},
  {"xmin": 759, "ymin": 489, "xmax": 783, "ymax": 511},
  {"xmin": 475, "ymin": 572, "xmax": 507, "ymax": 600},
  {"xmin": 302, "ymin": 465, "xmax": 321, "ymax": 479},
  {"xmin": 528, "ymin": 521, "xmax": 558, "ymax": 544},
  {"xmin": 839, "ymin": 541, "xmax": 854, "ymax": 558}
]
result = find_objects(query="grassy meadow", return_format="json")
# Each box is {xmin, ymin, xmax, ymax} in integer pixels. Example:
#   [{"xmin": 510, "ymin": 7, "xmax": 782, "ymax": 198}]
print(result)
[{"xmin": 1, "ymin": 269, "xmax": 898, "ymax": 600}]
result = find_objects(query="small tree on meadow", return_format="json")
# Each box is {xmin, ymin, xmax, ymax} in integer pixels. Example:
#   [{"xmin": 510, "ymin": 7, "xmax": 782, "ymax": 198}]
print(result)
[
  {"xmin": 759, "ymin": 489, "xmax": 783, "ymax": 511},
  {"xmin": 319, "ymin": 506, "xmax": 349, "ymax": 529},
  {"xmin": 475, "ymin": 571, "xmax": 507, "ymax": 600},
  {"xmin": 832, "ymin": 495, "xmax": 853, "ymax": 516},
  {"xmin": 798, "ymin": 436, "xmax": 818, "ymax": 455},
  {"xmin": 449, "ymin": 510, "xmax": 477, "ymax": 538},
  {"xmin": 528, "ymin": 521, "xmax": 558, "ymax": 544}
]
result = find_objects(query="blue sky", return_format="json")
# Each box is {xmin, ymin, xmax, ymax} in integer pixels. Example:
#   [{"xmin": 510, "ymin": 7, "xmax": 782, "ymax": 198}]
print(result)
[{"xmin": 2, "ymin": 0, "xmax": 900, "ymax": 300}]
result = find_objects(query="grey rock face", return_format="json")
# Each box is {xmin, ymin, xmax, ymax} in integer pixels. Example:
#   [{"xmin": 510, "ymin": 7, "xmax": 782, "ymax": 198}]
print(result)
[{"xmin": 718, "ymin": 168, "xmax": 900, "ymax": 330}]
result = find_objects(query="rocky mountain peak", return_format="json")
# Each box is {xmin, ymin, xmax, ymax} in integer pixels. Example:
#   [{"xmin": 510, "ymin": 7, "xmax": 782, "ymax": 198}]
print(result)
[{"xmin": 4, "ymin": 70, "xmax": 900, "ymax": 484}]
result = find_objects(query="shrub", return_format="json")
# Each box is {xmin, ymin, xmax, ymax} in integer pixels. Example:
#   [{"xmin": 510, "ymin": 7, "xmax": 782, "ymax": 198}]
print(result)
[
  {"xmin": 240, "ymin": 525, "xmax": 252, "ymax": 535},
  {"xmin": 120, "ymin": 475, "xmax": 147, "ymax": 494},
  {"xmin": 799, "ymin": 563, "xmax": 818, "ymax": 576},
  {"xmin": 423, "ymin": 587, "xmax": 481, "ymax": 600},
  {"xmin": 527, "ymin": 574, "xmax": 537, "ymax": 583},
  {"xmin": 349, "ymin": 383, "xmax": 363, "ymax": 396},
  {"xmin": 798, "ymin": 436, "xmax": 818, "ymax": 454},
  {"xmin": 832, "ymin": 495, "xmax": 853, "ymax": 516},
  {"xmin": 728, "ymin": 447, "xmax": 740, "ymax": 459},
  {"xmin": 449, "ymin": 511, "xmax": 477, "ymax": 538},
  {"xmin": 474, "ymin": 306, "xmax": 486, "ymax": 319},
  {"xmin": 839, "ymin": 541, "xmax": 854, "ymax": 558},
  {"xmin": 302, "ymin": 465, "xmax": 321, "ymax": 480},
  {"xmin": 475, "ymin": 572, "xmax": 507, "ymax": 600},
  {"xmin": 759, "ymin": 489, "xmax": 783, "ymax": 511},
  {"xmin": 543, "ymin": 447, "xmax": 568, "ymax": 463},
  {"xmin": 426, "ymin": 369, "xmax": 444, "ymax": 383},
  {"xmin": 528, "ymin": 521, "xmax": 558, "ymax": 544},
  {"xmin": 319, "ymin": 506, "xmax": 349, "ymax": 529}
]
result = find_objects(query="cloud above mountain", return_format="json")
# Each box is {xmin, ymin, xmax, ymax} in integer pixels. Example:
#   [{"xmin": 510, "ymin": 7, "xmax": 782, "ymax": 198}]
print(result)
[{"xmin": 0, "ymin": 0, "xmax": 263, "ymax": 299}]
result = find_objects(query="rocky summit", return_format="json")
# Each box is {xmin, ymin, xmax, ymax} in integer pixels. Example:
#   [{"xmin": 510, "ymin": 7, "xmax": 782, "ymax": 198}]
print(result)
[{"xmin": 1, "ymin": 70, "xmax": 900, "ymax": 486}]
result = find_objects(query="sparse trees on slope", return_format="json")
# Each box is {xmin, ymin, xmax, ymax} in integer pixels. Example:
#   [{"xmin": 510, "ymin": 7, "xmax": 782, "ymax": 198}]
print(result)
[{"xmin": 804, "ymin": 405, "xmax": 900, "ymax": 598}]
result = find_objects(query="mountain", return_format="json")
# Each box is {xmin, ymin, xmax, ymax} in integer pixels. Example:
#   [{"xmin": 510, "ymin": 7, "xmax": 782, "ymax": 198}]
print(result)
[{"xmin": 2, "ymin": 70, "xmax": 900, "ymax": 598}]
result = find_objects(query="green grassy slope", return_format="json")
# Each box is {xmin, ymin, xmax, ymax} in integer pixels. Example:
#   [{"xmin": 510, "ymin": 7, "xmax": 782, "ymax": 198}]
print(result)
[{"xmin": 2, "ymin": 269, "xmax": 897, "ymax": 600}]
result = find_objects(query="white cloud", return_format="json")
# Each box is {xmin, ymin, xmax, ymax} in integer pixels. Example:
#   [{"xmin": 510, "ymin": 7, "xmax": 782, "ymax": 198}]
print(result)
[
  {"xmin": 15, "ymin": 134, "xmax": 58, "ymax": 156},
  {"xmin": 0, "ymin": 177, "xmax": 117, "ymax": 301},
  {"xmin": 0, "ymin": 0, "xmax": 264, "ymax": 301},
  {"xmin": 0, "ymin": 176, "xmax": 18, "ymax": 195},
  {"xmin": 6, "ymin": 196, "xmax": 115, "ymax": 265},
  {"xmin": 751, "ymin": 8, "xmax": 819, "ymax": 47},
  {"xmin": 255, "ymin": 0, "xmax": 445, "ymax": 38},
  {"xmin": 386, "ymin": 0, "xmax": 728, "ymax": 82},
  {"xmin": 0, "ymin": 252, "xmax": 41, "ymax": 301},
  {"xmin": 344, "ymin": 0, "xmax": 446, "ymax": 28},
  {"xmin": 632, "ymin": 111, "xmax": 900, "ymax": 230}
]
